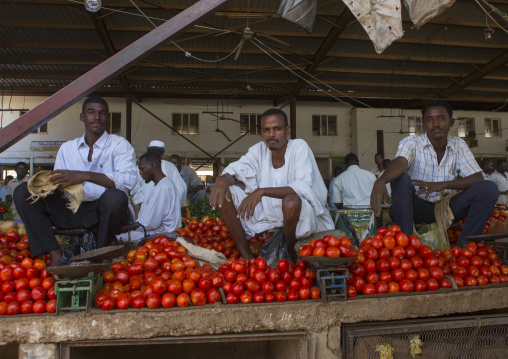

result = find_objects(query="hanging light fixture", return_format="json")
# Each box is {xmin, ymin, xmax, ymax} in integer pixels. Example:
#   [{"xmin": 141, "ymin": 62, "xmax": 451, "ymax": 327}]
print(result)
[{"xmin": 84, "ymin": 0, "xmax": 102, "ymax": 12}]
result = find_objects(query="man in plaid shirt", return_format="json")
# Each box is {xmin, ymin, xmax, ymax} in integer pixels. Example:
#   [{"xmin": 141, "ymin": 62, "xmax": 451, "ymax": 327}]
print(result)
[{"xmin": 371, "ymin": 100, "xmax": 497, "ymax": 247}]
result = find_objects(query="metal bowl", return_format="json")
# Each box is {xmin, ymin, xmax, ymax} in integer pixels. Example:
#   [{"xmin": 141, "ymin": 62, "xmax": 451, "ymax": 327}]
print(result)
[
  {"xmin": 46, "ymin": 263, "xmax": 108, "ymax": 279},
  {"xmin": 70, "ymin": 245, "xmax": 124, "ymax": 263}
]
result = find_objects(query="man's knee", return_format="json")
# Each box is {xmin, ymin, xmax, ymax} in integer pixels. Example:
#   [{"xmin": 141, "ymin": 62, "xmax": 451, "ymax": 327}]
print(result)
[
  {"xmin": 470, "ymin": 180, "xmax": 498, "ymax": 202},
  {"xmin": 13, "ymin": 182, "xmax": 30, "ymax": 206},
  {"xmin": 100, "ymin": 189, "xmax": 128, "ymax": 209},
  {"xmin": 282, "ymin": 194, "xmax": 301, "ymax": 216},
  {"xmin": 391, "ymin": 172, "xmax": 412, "ymax": 188}
]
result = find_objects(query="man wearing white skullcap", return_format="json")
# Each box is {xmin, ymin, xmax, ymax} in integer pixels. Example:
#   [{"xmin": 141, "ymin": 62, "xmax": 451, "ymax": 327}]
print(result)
[{"xmin": 130, "ymin": 140, "xmax": 186, "ymax": 219}]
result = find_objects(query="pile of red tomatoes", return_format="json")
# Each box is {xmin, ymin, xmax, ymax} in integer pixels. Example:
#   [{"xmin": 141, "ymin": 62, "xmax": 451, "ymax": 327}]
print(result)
[
  {"xmin": 348, "ymin": 225, "xmax": 453, "ymax": 297},
  {"xmin": 176, "ymin": 216, "xmax": 240, "ymax": 260},
  {"xmin": 94, "ymin": 236, "xmax": 321, "ymax": 310},
  {"xmin": 443, "ymin": 242, "xmax": 508, "ymax": 287},
  {"xmin": 0, "ymin": 228, "xmax": 56, "ymax": 315},
  {"xmin": 220, "ymin": 258, "xmax": 320, "ymax": 304},
  {"xmin": 299, "ymin": 235, "xmax": 357, "ymax": 258}
]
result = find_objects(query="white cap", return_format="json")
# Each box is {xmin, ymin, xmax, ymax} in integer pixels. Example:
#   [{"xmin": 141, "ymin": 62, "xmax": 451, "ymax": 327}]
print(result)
[{"xmin": 148, "ymin": 140, "xmax": 165, "ymax": 149}]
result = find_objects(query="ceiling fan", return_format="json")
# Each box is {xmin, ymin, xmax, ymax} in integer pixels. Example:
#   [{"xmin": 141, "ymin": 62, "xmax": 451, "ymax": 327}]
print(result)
[{"xmin": 202, "ymin": 97, "xmax": 238, "ymax": 142}]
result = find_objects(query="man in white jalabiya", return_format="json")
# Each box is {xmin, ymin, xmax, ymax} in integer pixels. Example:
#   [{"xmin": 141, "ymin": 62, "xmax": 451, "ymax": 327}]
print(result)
[
  {"xmin": 130, "ymin": 140, "xmax": 186, "ymax": 219},
  {"xmin": 210, "ymin": 108, "xmax": 334, "ymax": 260},
  {"xmin": 119, "ymin": 152, "xmax": 180, "ymax": 243}
]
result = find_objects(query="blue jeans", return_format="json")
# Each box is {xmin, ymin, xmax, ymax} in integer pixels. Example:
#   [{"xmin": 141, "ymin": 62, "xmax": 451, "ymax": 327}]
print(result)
[{"xmin": 389, "ymin": 173, "xmax": 498, "ymax": 247}]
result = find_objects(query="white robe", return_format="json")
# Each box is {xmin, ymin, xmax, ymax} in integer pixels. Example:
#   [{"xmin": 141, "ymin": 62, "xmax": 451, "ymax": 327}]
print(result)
[
  {"xmin": 223, "ymin": 139, "xmax": 334, "ymax": 238},
  {"xmin": 131, "ymin": 160, "xmax": 186, "ymax": 209},
  {"xmin": 119, "ymin": 177, "xmax": 180, "ymax": 243}
]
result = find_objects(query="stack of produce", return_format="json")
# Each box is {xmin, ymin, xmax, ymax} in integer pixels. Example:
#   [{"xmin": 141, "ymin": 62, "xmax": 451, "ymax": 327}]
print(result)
[
  {"xmin": 219, "ymin": 258, "xmax": 320, "ymax": 304},
  {"xmin": 448, "ymin": 209, "xmax": 508, "ymax": 244},
  {"xmin": 443, "ymin": 242, "xmax": 508, "ymax": 287},
  {"xmin": 95, "ymin": 237, "xmax": 321, "ymax": 310},
  {"xmin": 0, "ymin": 226, "xmax": 56, "ymax": 315},
  {"xmin": 176, "ymin": 215, "xmax": 241, "ymax": 260},
  {"xmin": 299, "ymin": 235, "xmax": 358, "ymax": 258},
  {"xmin": 347, "ymin": 225, "xmax": 453, "ymax": 297}
]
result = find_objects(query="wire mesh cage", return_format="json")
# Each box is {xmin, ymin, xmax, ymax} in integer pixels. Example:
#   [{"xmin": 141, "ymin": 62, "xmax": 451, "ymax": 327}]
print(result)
[{"xmin": 343, "ymin": 314, "xmax": 508, "ymax": 358}]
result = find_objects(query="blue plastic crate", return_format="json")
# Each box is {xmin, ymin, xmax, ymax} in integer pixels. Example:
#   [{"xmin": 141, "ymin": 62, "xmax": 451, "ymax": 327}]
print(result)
[{"xmin": 316, "ymin": 267, "xmax": 348, "ymax": 301}]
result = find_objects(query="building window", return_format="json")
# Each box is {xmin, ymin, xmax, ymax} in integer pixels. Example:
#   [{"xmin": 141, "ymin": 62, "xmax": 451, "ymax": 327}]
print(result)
[
  {"xmin": 21, "ymin": 110, "xmax": 48, "ymax": 134},
  {"xmin": 110, "ymin": 112, "xmax": 121, "ymax": 134},
  {"xmin": 408, "ymin": 116, "xmax": 423, "ymax": 136},
  {"xmin": 457, "ymin": 117, "xmax": 475, "ymax": 138},
  {"xmin": 485, "ymin": 118, "xmax": 501, "ymax": 138},
  {"xmin": 312, "ymin": 115, "xmax": 337, "ymax": 136},
  {"xmin": 240, "ymin": 114, "xmax": 262, "ymax": 135},
  {"xmin": 172, "ymin": 113, "xmax": 199, "ymax": 134}
]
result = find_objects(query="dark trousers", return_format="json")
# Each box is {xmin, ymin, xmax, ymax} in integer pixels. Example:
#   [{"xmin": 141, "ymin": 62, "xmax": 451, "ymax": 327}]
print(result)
[
  {"xmin": 389, "ymin": 173, "xmax": 498, "ymax": 247},
  {"xmin": 14, "ymin": 182, "xmax": 129, "ymax": 256}
]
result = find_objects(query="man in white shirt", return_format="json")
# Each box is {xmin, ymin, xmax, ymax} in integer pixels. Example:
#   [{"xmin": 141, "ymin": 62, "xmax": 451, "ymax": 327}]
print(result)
[
  {"xmin": 14, "ymin": 97, "xmax": 137, "ymax": 266},
  {"xmin": 370, "ymin": 153, "xmax": 384, "ymax": 177},
  {"xmin": 169, "ymin": 154, "xmax": 207, "ymax": 204},
  {"xmin": 371, "ymin": 100, "xmax": 497, "ymax": 247},
  {"xmin": 119, "ymin": 152, "xmax": 180, "ymax": 243},
  {"xmin": 480, "ymin": 158, "xmax": 494, "ymax": 180},
  {"xmin": 0, "ymin": 176, "xmax": 13, "ymax": 202},
  {"xmin": 329, "ymin": 166, "xmax": 343, "ymax": 211},
  {"xmin": 6, "ymin": 162, "xmax": 29, "ymax": 222},
  {"xmin": 488, "ymin": 159, "xmax": 508, "ymax": 204},
  {"xmin": 131, "ymin": 140, "xmax": 186, "ymax": 219},
  {"xmin": 333, "ymin": 153, "xmax": 376, "ymax": 209},
  {"xmin": 210, "ymin": 109, "xmax": 334, "ymax": 260}
]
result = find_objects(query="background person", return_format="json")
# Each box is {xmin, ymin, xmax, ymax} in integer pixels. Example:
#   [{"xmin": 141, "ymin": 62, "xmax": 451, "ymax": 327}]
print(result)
[
  {"xmin": 332, "ymin": 153, "xmax": 376, "ymax": 209},
  {"xmin": 370, "ymin": 100, "xmax": 497, "ymax": 247},
  {"xmin": 488, "ymin": 159, "xmax": 508, "ymax": 204},
  {"xmin": 169, "ymin": 154, "xmax": 207, "ymax": 204},
  {"xmin": 329, "ymin": 166, "xmax": 343, "ymax": 211},
  {"xmin": 370, "ymin": 153, "xmax": 384, "ymax": 177},
  {"xmin": 14, "ymin": 96, "xmax": 137, "ymax": 266},
  {"xmin": 119, "ymin": 152, "xmax": 180, "ymax": 243},
  {"xmin": 131, "ymin": 140, "xmax": 186, "ymax": 219},
  {"xmin": 480, "ymin": 158, "xmax": 494, "ymax": 180},
  {"xmin": 0, "ymin": 175, "xmax": 13, "ymax": 202},
  {"xmin": 6, "ymin": 162, "xmax": 29, "ymax": 223}
]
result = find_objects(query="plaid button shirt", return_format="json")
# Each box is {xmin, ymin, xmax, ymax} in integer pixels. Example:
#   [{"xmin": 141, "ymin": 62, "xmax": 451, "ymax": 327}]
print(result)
[{"xmin": 395, "ymin": 134, "xmax": 481, "ymax": 203}]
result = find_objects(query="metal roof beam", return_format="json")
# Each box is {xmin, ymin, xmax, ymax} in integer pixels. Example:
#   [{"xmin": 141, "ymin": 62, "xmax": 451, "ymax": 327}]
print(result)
[{"xmin": 0, "ymin": 0, "xmax": 230, "ymax": 152}]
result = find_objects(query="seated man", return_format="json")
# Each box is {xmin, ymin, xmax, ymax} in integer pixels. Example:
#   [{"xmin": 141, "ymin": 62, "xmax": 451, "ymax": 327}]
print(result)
[
  {"xmin": 488, "ymin": 159, "xmax": 508, "ymax": 204},
  {"xmin": 333, "ymin": 153, "xmax": 376, "ymax": 209},
  {"xmin": 169, "ymin": 154, "xmax": 207, "ymax": 204},
  {"xmin": 6, "ymin": 162, "xmax": 29, "ymax": 223},
  {"xmin": 14, "ymin": 97, "xmax": 137, "ymax": 266},
  {"xmin": 131, "ymin": 140, "xmax": 186, "ymax": 219},
  {"xmin": 480, "ymin": 158, "xmax": 494, "ymax": 180},
  {"xmin": 210, "ymin": 109, "xmax": 334, "ymax": 260},
  {"xmin": 370, "ymin": 100, "xmax": 497, "ymax": 247},
  {"xmin": 119, "ymin": 152, "xmax": 180, "ymax": 243}
]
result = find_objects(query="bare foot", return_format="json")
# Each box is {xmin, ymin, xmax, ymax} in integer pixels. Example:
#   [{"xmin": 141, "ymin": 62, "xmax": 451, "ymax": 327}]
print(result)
[{"xmin": 49, "ymin": 249, "xmax": 63, "ymax": 267}]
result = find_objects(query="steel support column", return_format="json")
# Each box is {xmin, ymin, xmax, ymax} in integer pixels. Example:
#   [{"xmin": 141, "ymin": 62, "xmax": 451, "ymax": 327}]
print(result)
[{"xmin": 0, "ymin": 0, "xmax": 229, "ymax": 152}]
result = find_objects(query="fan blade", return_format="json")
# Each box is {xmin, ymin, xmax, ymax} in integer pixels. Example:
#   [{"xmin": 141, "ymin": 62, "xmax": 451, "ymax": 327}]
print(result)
[
  {"xmin": 234, "ymin": 38, "xmax": 247, "ymax": 61},
  {"xmin": 217, "ymin": 129, "xmax": 232, "ymax": 142},
  {"xmin": 256, "ymin": 32, "xmax": 290, "ymax": 47}
]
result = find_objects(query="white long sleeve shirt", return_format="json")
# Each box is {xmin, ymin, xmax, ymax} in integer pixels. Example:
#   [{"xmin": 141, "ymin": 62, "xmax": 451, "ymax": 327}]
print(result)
[{"xmin": 54, "ymin": 132, "xmax": 137, "ymax": 202}]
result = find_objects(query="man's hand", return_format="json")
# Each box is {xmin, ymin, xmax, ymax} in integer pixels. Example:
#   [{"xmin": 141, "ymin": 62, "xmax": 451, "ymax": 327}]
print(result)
[
  {"xmin": 412, "ymin": 180, "xmax": 446, "ymax": 200},
  {"xmin": 210, "ymin": 176, "xmax": 232, "ymax": 210},
  {"xmin": 370, "ymin": 179, "xmax": 389, "ymax": 217},
  {"xmin": 237, "ymin": 188, "xmax": 264, "ymax": 221},
  {"xmin": 49, "ymin": 170, "xmax": 89, "ymax": 190}
]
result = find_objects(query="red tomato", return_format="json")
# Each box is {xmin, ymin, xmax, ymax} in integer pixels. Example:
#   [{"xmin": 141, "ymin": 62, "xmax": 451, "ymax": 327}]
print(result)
[
  {"xmin": 7, "ymin": 301, "xmax": 21, "ymax": 315},
  {"xmin": 116, "ymin": 293, "xmax": 132, "ymax": 309},
  {"xmin": 364, "ymin": 260, "xmax": 377, "ymax": 273},
  {"xmin": 429, "ymin": 267, "xmax": 444, "ymax": 281},
  {"xmin": 275, "ymin": 280, "xmax": 287, "ymax": 292},
  {"xmin": 375, "ymin": 281, "xmax": 389, "ymax": 294},
  {"xmin": 400, "ymin": 259, "xmax": 413, "ymax": 272},
  {"xmin": 426, "ymin": 278, "xmax": 439, "ymax": 291},
  {"xmin": 408, "ymin": 236, "xmax": 421, "ymax": 249},
  {"xmin": 405, "ymin": 246, "xmax": 416, "ymax": 259},
  {"xmin": 101, "ymin": 297, "xmax": 115, "ymax": 311},
  {"xmin": 351, "ymin": 264, "xmax": 366, "ymax": 278},
  {"xmin": 132, "ymin": 295, "xmax": 146, "ymax": 309},
  {"xmin": 347, "ymin": 285, "xmax": 357, "ymax": 297},
  {"xmin": 395, "ymin": 232, "xmax": 409, "ymax": 248},
  {"xmin": 414, "ymin": 280, "xmax": 427, "ymax": 292},
  {"xmin": 388, "ymin": 224, "xmax": 401, "ymax": 233},
  {"xmin": 352, "ymin": 277, "xmax": 366, "ymax": 292},
  {"xmin": 146, "ymin": 293, "xmax": 161, "ymax": 309},
  {"xmin": 391, "ymin": 246, "xmax": 406, "ymax": 260},
  {"xmin": 364, "ymin": 247, "xmax": 379, "ymax": 261},
  {"xmin": 277, "ymin": 259, "xmax": 290, "ymax": 272},
  {"xmin": 206, "ymin": 288, "xmax": 221, "ymax": 304},
  {"xmin": 287, "ymin": 289, "xmax": 299, "ymax": 301},
  {"xmin": 46, "ymin": 299, "xmax": 57, "ymax": 313},
  {"xmin": 31, "ymin": 287, "xmax": 46, "ymax": 302},
  {"xmin": 366, "ymin": 272, "xmax": 379, "ymax": 284},
  {"xmin": 419, "ymin": 246, "xmax": 432, "ymax": 259},
  {"xmin": 299, "ymin": 245, "xmax": 314, "ymax": 257},
  {"xmin": 417, "ymin": 268, "xmax": 430, "ymax": 281},
  {"xmin": 376, "ymin": 260, "xmax": 389, "ymax": 273},
  {"xmin": 190, "ymin": 288, "xmax": 207, "ymax": 306},
  {"xmin": 388, "ymin": 281, "xmax": 400, "ymax": 292},
  {"xmin": 265, "ymin": 292, "xmax": 275, "ymax": 303},
  {"xmin": 275, "ymin": 291, "xmax": 287, "ymax": 302},
  {"xmin": 424, "ymin": 257, "xmax": 439, "ymax": 270},
  {"xmin": 465, "ymin": 276, "xmax": 477, "ymax": 286},
  {"xmin": 379, "ymin": 271, "xmax": 392, "ymax": 283},
  {"xmin": 378, "ymin": 248, "xmax": 391, "ymax": 261},
  {"xmin": 388, "ymin": 257, "xmax": 400, "ymax": 270},
  {"xmin": 382, "ymin": 235, "xmax": 396, "ymax": 250},
  {"xmin": 391, "ymin": 269, "xmax": 405, "ymax": 282},
  {"xmin": 399, "ymin": 279, "xmax": 414, "ymax": 292},
  {"xmin": 362, "ymin": 283, "xmax": 376, "ymax": 295},
  {"xmin": 405, "ymin": 269, "xmax": 418, "ymax": 282}
]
